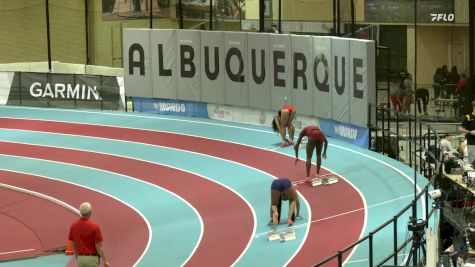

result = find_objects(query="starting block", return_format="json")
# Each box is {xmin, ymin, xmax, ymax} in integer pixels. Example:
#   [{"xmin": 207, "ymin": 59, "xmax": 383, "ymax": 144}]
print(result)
[
  {"xmin": 310, "ymin": 175, "xmax": 339, "ymax": 187},
  {"xmin": 268, "ymin": 229, "xmax": 296, "ymax": 242}
]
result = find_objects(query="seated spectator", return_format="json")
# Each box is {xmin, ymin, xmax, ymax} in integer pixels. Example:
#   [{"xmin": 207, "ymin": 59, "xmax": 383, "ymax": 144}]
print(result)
[{"xmin": 455, "ymin": 72, "xmax": 468, "ymax": 96}]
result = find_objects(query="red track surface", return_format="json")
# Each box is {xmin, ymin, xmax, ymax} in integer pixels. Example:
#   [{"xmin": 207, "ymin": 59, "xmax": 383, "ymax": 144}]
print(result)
[
  {"xmin": 0, "ymin": 142, "xmax": 253, "ymax": 267},
  {"xmin": 0, "ymin": 170, "xmax": 147, "ymax": 266},
  {"xmin": 0, "ymin": 187, "xmax": 77, "ymax": 261},
  {"xmin": 0, "ymin": 118, "xmax": 365, "ymax": 265}
]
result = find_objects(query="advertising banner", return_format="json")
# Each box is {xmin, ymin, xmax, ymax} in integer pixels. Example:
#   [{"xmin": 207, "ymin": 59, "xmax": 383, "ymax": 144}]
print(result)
[
  {"xmin": 176, "ymin": 30, "xmax": 201, "ymax": 101},
  {"xmin": 312, "ymin": 36, "xmax": 332, "ymax": 120},
  {"xmin": 331, "ymin": 37, "xmax": 350, "ymax": 123},
  {"xmin": 268, "ymin": 34, "xmax": 292, "ymax": 111},
  {"xmin": 151, "ymin": 29, "xmax": 177, "ymax": 99},
  {"xmin": 200, "ymin": 31, "xmax": 225, "ymax": 104},
  {"xmin": 224, "ymin": 32, "xmax": 248, "ymax": 107},
  {"xmin": 2, "ymin": 72, "xmax": 124, "ymax": 110},
  {"xmin": 123, "ymin": 29, "xmax": 152, "ymax": 97},
  {"xmin": 291, "ymin": 35, "xmax": 314, "ymax": 116},
  {"xmin": 349, "ymin": 39, "xmax": 376, "ymax": 127},
  {"xmin": 247, "ymin": 33, "xmax": 270, "ymax": 110},
  {"xmin": 319, "ymin": 118, "xmax": 369, "ymax": 148},
  {"xmin": 133, "ymin": 97, "xmax": 208, "ymax": 118}
]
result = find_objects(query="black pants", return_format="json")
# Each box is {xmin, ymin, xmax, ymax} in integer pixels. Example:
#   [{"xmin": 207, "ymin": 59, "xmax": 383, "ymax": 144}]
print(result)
[{"xmin": 416, "ymin": 88, "xmax": 429, "ymax": 113}]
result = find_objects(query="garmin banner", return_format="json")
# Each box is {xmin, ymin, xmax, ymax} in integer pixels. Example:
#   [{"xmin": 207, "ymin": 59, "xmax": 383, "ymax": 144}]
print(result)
[
  {"xmin": 123, "ymin": 29, "xmax": 376, "ymax": 127},
  {"xmin": 132, "ymin": 97, "xmax": 208, "ymax": 118},
  {"xmin": 319, "ymin": 118, "xmax": 369, "ymax": 148},
  {"xmin": 0, "ymin": 72, "xmax": 125, "ymax": 110}
]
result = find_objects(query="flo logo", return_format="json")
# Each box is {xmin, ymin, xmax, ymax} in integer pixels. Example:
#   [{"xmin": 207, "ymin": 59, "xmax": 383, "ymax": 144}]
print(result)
[{"xmin": 430, "ymin": 13, "xmax": 455, "ymax": 22}]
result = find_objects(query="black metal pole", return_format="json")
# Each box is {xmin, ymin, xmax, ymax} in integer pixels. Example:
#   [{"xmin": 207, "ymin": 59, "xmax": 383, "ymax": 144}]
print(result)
[
  {"xmin": 396, "ymin": 112, "xmax": 400, "ymax": 161},
  {"xmin": 332, "ymin": 0, "xmax": 336, "ymax": 35},
  {"xmin": 209, "ymin": 0, "xmax": 213, "ymax": 30},
  {"xmin": 393, "ymin": 217, "xmax": 398, "ymax": 265},
  {"xmin": 414, "ymin": 0, "xmax": 418, "ymax": 207},
  {"xmin": 278, "ymin": 0, "xmax": 282, "ymax": 33},
  {"xmin": 149, "ymin": 0, "xmax": 153, "ymax": 29},
  {"xmin": 45, "ymin": 0, "xmax": 52, "ymax": 72},
  {"xmin": 382, "ymin": 108, "xmax": 385, "ymax": 155},
  {"xmin": 85, "ymin": 0, "xmax": 90, "ymax": 65},
  {"xmin": 369, "ymin": 232, "xmax": 374, "ymax": 267},
  {"xmin": 179, "ymin": 0, "xmax": 183, "ymax": 29},
  {"xmin": 336, "ymin": 0, "xmax": 340, "ymax": 36},
  {"xmin": 470, "ymin": 0, "xmax": 474, "ymax": 76},
  {"xmin": 350, "ymin": 0, "xmax": 355, "ymax": 37},
  {"xmin": 259, "ymin": 0, "xmax": 265, "ymax": 32}
]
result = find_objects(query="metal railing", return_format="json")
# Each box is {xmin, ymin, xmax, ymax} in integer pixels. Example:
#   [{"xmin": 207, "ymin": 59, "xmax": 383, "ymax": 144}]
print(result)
[{"xmin": 312, "ymin": 103, "xmax": 443, "ymax": 266}]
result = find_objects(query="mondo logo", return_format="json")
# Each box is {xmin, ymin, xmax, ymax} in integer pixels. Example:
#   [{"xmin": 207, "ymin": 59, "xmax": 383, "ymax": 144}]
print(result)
[{"xmin": 430, "ymin": 13, "xmax": 455, "ymax": 22}]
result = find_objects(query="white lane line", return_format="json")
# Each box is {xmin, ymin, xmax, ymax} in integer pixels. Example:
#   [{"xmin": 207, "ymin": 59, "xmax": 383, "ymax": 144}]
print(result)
[
  {"xmin": 0, "ymin": 248, "xmax": 36, "ymax": 255},
  {"xmin": 0, "ymin": 183, "xmax": 79, "ymax": 216},
  {"xmin": 0, "ymin": 141, "xmax": 255, "ymax": 267},
  {"xmin": 0, "ymin": 163, "xmax": 154, "ymax": 267},
  {"xmin": 254, "ymin": 193, "xmax": 413, "ymax": 239}
]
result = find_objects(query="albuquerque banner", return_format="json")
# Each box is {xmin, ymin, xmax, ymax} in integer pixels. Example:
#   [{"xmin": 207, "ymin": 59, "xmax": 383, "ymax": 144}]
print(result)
[{"xmin": 123, "ymin": 29, "xmax": 376, "ymax": 127}]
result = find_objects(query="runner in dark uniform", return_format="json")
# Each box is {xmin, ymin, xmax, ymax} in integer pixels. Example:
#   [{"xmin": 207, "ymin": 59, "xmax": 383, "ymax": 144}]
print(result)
[
  {"xmin": 294, "ymin": 126, "xmax": 328, "ymax": 183},
  {"xmin": 269, "ymin": 178, "xmax": 301, "ymax": 226}
]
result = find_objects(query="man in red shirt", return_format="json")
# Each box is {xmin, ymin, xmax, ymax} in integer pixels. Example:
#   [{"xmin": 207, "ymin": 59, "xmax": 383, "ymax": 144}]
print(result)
[
  {"xmin": 68, "ymin": 202, "xmax": 110, "ymax": 267},
  {"xmin": 294, "ymin": 125, "xmax": 328, "ymax": 183}
]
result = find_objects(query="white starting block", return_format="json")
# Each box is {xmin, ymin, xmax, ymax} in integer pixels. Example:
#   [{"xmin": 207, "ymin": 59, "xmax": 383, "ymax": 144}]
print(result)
[
  {"xmin": 310, "ymin": 175, "xmax": 339, "ymax": 187},
  {"xmin": 268, "ymin": 229, "xmax": 296, "ymax": 242}
]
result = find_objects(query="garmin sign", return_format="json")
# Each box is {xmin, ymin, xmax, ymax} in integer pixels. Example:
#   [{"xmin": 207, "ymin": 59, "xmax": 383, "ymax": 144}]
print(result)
[
  {"xmin": 29, "ymin": 82, "xmax": 101, "ymax": 100},
  {"xmin": 123, "ymin": 29, "xmax": 376, "ymax": 127},
  {"xmin": 2, "ymin": 72, "xmax": 125, "ymax": 110}
]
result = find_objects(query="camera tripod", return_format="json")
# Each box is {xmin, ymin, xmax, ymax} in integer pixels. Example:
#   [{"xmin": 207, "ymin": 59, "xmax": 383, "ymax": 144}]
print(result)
[{"xmin": 405, "ymin": 230, "xmax": 426, "ymax": 266}]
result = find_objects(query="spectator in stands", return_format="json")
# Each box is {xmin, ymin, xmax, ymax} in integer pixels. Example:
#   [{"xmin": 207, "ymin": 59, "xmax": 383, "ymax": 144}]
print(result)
[
  {"xmin": 68, "ymin": 202, "xmax": 110, "ymax": 267},
  {"xmin": 456, "ymin": 72, "xmax": 468, "ymax": 96},
  {"xmin": 390, "ymin": 89, "xmax": 403, "ymax": 113},
  {"xmin": 402, "ymin": 73, "xmax": 414, "ymax": 114},
  {"xmin": 459, "ymin": 101, "xmax": 475, "ymax": 165},
  {"xmin": 433, "ymin": 68, "xmax": 443, "ymax": 99},
  {"xmin": 440, "ymin": 65, "xmax": 449, "ymax": 97},
  {"xmin": 446, "ymin": 66, "xmax": 460, "ymax": 97},
  {"xmin": 272, "ymin": 105, "xmax": 296, "ymax": 147},
  {"xmin": 268, "ymin": 178, "xmax": 302, "ymax": 226},
  {"xmin": 415, "ymin": 88, "xmax": 429, "ymax": 116},
  {"xmin": 440, "ymin": 133, "xmax": 458, "ymax": 157},
  {"xmin": 293, "ymin": 125, "xmax": 328, "ymax": 183}
]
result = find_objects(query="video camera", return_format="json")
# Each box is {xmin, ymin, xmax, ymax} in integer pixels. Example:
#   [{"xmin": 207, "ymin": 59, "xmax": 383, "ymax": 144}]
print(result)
[{"xmin": 407, "ymin": 217, "xmax": 426, "ymax": 232}]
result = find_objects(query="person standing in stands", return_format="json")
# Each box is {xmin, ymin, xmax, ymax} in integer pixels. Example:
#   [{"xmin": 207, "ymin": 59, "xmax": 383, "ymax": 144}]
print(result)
[
  {"xmin": 272, "ymin": 105, "xmax": 296, "ymax": 147},
  {"xmin": 68, "ymin": 202, "xmax": 110, "ymax": 267},
  {"xmin": 268, "ymin": 178, "xmax": 301, "ymax": 226},
  {"xmin": 459, "ymin": 101, "xmax": 475, "ymax": 165},
  {"xmin": 293, "ymin": 125, "xmax": 328, "ymax": 183}
]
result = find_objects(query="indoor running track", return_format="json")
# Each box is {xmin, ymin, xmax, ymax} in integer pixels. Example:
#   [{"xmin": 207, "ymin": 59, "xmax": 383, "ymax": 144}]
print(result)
[{"xmin": 0, "ymin": 106, "xmax": 428, "ymax": 267}]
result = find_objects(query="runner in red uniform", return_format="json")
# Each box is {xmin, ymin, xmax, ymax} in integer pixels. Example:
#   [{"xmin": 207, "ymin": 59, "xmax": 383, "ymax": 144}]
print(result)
[
  {"xmin": 294, "ymin": 125, "xmax": 328, "ymax": 183},
  {"xmin": 271, "ymin": 105, "xmax": 296, "ymax": 147}
]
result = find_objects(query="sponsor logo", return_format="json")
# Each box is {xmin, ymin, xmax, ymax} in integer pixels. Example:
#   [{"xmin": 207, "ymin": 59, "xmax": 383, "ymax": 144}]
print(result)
[
  {"xmin": 154, "ymin": 102, "xmax": 186, "ymax": 112},
  {"xmin": 430, "ymin": 13, "xmax": 455, "ymax": 22},
  {"xmin": 30, "ymin": 82, "xmax": 101, "ymax": 100},
  {"xmin": 334, "ymin": 125, "xmax": 357, "ymax": 140}
]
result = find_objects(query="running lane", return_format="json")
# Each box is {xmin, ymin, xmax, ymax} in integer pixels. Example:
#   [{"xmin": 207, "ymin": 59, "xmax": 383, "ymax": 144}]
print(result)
[
  {"xmin": 0, "ymin": 142, "xmax": 254, "ymax": 267},
  {"xmin": 0, "ymin": 170, "xmax": 147, "ymax": 266},
  {"xmin": 0, "ymin": 118, "xmax": 365, "ymax": 266}
]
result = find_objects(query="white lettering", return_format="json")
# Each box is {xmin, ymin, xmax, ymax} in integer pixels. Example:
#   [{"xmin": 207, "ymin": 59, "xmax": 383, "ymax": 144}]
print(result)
[
  {"xmin": 29, "ymin": 82, "xmax": 102, "ymax": 100},
  {"xmin": 29, "ymin": 82, "xmax": 43, "ymax": 97},
  {"xmin": 334, "ymin": 125, "xmax": 357, "ymax": 140},
  {"xmin": 67, "ymin": 84, "xmax": 80, "ymax": 99},
  {"xmin": 430, "ymin": 13, "xmax": 455, "ymax": 22},
  {"xmin": 55, "ymin": 84, "xmax": 66, "ymax": 98},
  {"xmin": 156, "ymin": 102, "xmax": 186, "ymax": 112}
]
